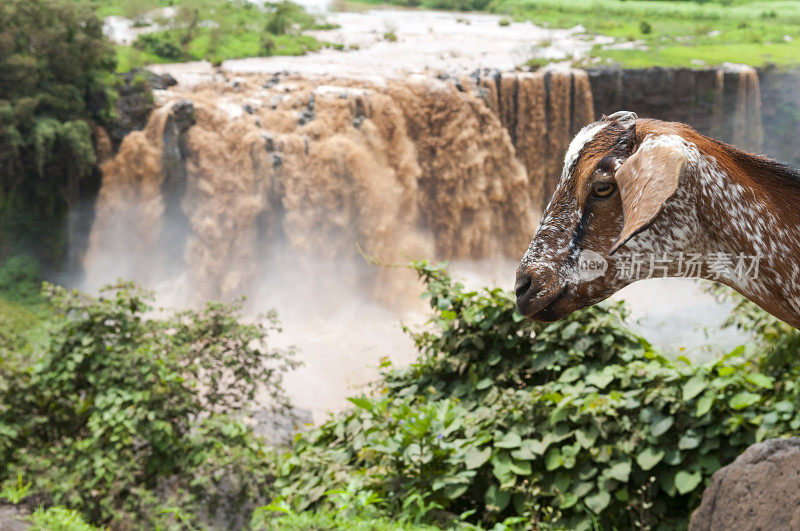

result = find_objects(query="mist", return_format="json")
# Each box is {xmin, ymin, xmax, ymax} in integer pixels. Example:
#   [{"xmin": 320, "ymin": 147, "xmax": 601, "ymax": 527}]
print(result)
[{"xmin": 76, "ymin": 67, "xmax": 767, "ymax": 419}]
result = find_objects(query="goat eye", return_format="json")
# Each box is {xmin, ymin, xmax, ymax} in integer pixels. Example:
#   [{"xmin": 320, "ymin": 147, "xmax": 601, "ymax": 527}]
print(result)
[{"xmin": 591, "ymin": 182, "xmax": 615, "ymax": 198}]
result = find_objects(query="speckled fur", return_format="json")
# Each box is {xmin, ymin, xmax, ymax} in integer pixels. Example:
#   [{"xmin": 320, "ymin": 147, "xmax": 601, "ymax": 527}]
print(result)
[{"xmin": 516, "ymin": 114, "xmax": 800, "ymax": 328}]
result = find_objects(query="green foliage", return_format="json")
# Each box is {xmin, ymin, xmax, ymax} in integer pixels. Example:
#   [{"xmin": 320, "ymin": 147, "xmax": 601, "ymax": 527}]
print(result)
[
  {"xmin": 28, "ymin": 506, "xmax": 101, "ymax": 531},
  {"xmin": 1, "ymin": 475, "xmax": 100, "ymax": 529},
  {"xmin": 0, "ymin": 255, "xmax": 42, "ymax": 305},
  {"xmin": 135, "ymin": 31, "xmax": 186, "ymax": 61},
  {"xmin": 386, "ymin": 0, "xmax": 492, "ymax": 11},
  {"xmin": 0, "ymin": 255, "xmax": 48, "ymax": 352},
  {"xmin": 709, "ymin": 284, "xmax": 800, "ymax": 401},
  {"xmin": 268, "ymin": 261, "xmax": 799, "ymax": 529},
  {"xmin": 266, "ymin": 1, "xmax": 310, "ymax": 35},
  {"xmin": 353, "ymin": 0, "xmax": 800, "ymax": 67},
  {"xmin": 0, "ymin": 0, "xmax": 115, "ymax": 263},
  {"xmin": 251, "ymin": 482, "xmax": 442, "ymax": 530},
  {"xmin": 127, "ymin": 0, "xmax": 324, "ymax": 68},
  {"xmin": 0, "ymin": 282, "xmax": 298, "ymax": 527},
  {"xmin": 0, "ymin": 474, "xmax": 31, "ymax": 504}
]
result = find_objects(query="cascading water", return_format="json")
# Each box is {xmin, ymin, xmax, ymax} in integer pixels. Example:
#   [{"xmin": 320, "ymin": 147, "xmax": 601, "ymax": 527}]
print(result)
[
  {"xmin": 84, "ymin": 73, "xmax": 567, "ymax": 305},
  {"xmin": 81, "ymin": 65, "xmax": 765, "ymax": 416}
]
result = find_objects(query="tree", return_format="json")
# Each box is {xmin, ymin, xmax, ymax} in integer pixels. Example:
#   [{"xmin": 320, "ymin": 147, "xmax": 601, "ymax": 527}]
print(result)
[
  {"xmin": 0, "ymin": 282, "xmax": 298, "ymax": 526},
  {"xmin": 0, "ymin": 0, "xmax": 115, "ymax": 264}
]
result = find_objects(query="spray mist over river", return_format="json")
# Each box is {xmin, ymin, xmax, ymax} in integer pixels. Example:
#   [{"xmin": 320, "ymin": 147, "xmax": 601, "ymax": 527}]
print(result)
[{"xmin": 79, "ymin": 62, "xmax": 765, "ymax": 417}]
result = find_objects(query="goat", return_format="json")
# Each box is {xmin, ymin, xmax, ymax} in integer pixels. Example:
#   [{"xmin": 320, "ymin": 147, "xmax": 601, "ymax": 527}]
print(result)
[{"xmin": 515, "ymin": 111, "xmax": 800, "ymax": 329}]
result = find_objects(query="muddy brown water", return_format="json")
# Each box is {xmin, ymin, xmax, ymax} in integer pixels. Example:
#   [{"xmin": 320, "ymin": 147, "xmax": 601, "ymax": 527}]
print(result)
[{"xmin": 88, "ymin": 9, "xmax": 760, "ymax": 420}]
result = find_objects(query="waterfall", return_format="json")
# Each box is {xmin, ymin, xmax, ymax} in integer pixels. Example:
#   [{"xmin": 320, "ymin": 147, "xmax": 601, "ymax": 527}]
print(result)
[
  {"xmin": 83, "ymin": 66, "xmax": 767, "ymax": 306},
  {"xmin": 84, "ymin": 74, "xmax": 542, "ymax": 304}
]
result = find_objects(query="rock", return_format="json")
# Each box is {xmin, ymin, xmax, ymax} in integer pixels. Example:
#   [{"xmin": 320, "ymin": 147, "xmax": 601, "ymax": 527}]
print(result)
[
  {"xmin": 169, "ymin": 99, "xmax": 196, "ymax": 133},
  {"xmin": 251, "ymin": 407, "xmax": 314, "ymax": 446},
  {"xmin": 259, "ymin": 132, "xmax": 275, "ymax": 153},
  {"xmin": 297, "ymin": 93, "xmax": 316, "ymax": 126},
  {"xmin": 108, "ymin": 69, "xmax": 177, "ymax": 148},
  {"xmin": 689, "ymin": 437, "xmax": 800, "ymax": 531},
  {"xmin": 0, "ymin": 503, "xmax": 29, "ymax": 530},
  {"xmin": 147, "ymin": 71, "xmax": 178, "ymax": 91}
]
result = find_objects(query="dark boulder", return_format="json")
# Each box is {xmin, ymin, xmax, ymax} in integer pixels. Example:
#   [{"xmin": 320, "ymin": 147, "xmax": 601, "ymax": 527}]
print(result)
[{"xmin": 689, "ymin": 437, "xmax": 800, "ymax": 530}]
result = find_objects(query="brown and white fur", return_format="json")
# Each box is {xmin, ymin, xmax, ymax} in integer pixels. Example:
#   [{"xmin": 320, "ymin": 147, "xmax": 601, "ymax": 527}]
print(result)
[{"xmin": 515, "ymin": 111, "xmax": 800, "ymax": 329}]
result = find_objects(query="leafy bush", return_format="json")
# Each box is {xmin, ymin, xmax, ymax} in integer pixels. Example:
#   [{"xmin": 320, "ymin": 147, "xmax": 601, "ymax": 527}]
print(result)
[
  {"xmin": 0, "ymin": 255, "xmax": 46, "ymax": 352},
  {"xmin": 251, "ymin": 485, "xmax": 442, "ymax": 530},
  {"xmin": 267, "ymin": 262, "xmax": 798, "ymax": 529},
  {"xmin": 134, "ymin": 31, "xmax": 186, "ymax": 61},
  {"xmin": 0, "ymin": 282, "xmax": 298, "ymax": 527},
  {"xmin": 266, "ymin": 1, "xmax": 310, "ymax": 35},
  {"xmin": 29, "ymin": 506, "xmax": 100, "ymax": 531},
  {"xmin": 0, "ymin": 0, "xmax": 115, "ymax": 263},
  {"xmin": 0, "ymin": 255, "xmax": 42, "ymax": 305},
  {"xmin": 127, "ymin": 0, "xmax": 323, "ymax": 68}
]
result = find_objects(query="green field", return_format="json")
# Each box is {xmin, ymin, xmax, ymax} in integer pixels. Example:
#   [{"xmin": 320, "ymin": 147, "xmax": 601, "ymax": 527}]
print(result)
[
  {"xmin": 356, "ymin": 0, "xmax": 800, "ymax": 67},
  {"xmin": 504, "ymin": 0, "xmax": 800, "ymax": 68},
  {"xmin": 92, "ymin": 0, "xmax": 800, "ymax": 71},
  {"xmin": 90, "ymin": 0, "xmax": 336, "ymax": 71}
]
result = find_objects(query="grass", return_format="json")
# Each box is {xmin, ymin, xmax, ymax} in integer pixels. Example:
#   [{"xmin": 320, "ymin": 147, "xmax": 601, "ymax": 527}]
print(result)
[
  {"xmin": 115, "ymin": 32, "xmax": 327, "ymax": 71},
  {"xmin": 353, "ymin": 0, "xmax": 800, "ymax": 67},
  {"xmin": 91, "ymin": 0, "xmax": 334, "ymax": 71},
  {"xmin": 0, "ymin": 255, "xmax": 49, "ymax": 352},
  {"xmin": 0, "ymin": 296, "xmax": 49, "ymax": 359},
  {"xmin": 0, "ymin": 298, "xmax": 38, "ymax": 339},
  {"xmin": 499, "ymin": 0, "xmax": 800, "ymax": 67},
  {"xmin": 100, "ymin": 0, "xmax": 800, "ymax": 69}
]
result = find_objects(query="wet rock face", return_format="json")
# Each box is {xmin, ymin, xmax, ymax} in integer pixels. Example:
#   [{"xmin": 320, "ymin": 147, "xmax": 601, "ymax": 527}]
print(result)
[
  {"xmin": 689, "ymin": 438, "xmax": 800, "ymax": 530},
  {"xmin": 109, "ymin": 69, "xmax": 178, "ymax": 148},
  {"xmin": 585, "ymin": 66, "xmax": 800, "ymax": 167},
  {"xmin": 83, "ymin": 75, "xmax": 539, "ymax": 304},
  {"xmin": 587, "ymin": 66, "xmax": 764, "ymax": 155},
  {"xmin": 760, "ymin": 68, "xmax": 800, "ymax": 167}
]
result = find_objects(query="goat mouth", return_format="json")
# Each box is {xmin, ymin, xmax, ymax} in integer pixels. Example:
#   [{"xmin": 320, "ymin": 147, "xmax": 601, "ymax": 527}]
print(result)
[
  {"xmin": 518, "ymin": 284, "xmax": 569, "ymax": 321},
  {"xmin": 529, "ymin": 294, "xmax": 570, "ymax": 322}
]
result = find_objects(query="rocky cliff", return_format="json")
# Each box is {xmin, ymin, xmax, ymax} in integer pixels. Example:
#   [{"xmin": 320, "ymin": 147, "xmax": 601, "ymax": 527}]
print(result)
[{"xmin": 80, "ymin": 65, "xmax": 797, "ymax": 304}]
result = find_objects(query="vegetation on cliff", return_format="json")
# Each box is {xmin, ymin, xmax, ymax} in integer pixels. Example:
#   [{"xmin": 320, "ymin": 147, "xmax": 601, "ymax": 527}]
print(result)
[
  {"xmin": 0, "ymin": 0, "xmax": 115, "ymax": 264},
  {"xmin": 97, "ymin": 0, "xmax": 335, "ymax": 71},
  {"xmin": 502, "ymin": 0, "xmax": 800, "ymax": 68},
  {"xmin": 262, "ymin": 262, "xmax": 800, "ymax": 529},
  {"xmin": 3, "ymin": 262, "xmax": 800, "ymax": 529},
  {"xmin": 0, "ymin": 282, "xmax": 297, "ymax": 528},
  {"xmin": 357, "ymin": 0, "xmax": 800, "ymax": 68}
]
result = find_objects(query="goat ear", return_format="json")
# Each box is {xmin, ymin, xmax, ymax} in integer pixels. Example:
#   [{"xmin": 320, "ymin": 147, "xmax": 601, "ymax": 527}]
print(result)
[{"xmin": 609, "ymin": 144, "xmax": 686, "ymax": 254}]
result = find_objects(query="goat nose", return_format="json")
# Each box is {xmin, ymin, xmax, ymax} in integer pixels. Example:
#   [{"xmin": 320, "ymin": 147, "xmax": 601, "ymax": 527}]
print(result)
[{"xmin": 515, "ymin": 273, "xmax": 533, "ymax": 300}]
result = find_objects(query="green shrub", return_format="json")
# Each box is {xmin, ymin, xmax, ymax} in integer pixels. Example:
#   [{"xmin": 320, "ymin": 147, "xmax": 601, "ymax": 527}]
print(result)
[
  {"xmin": 0, "ymin": 255, "xmax": 42, "ymax": 305},
  {"xmin": 124, "ymin": 0, "xmax": 324, "ymax": 68},
  {"xmin": 0, "ymin": 0, "xmax": 115, "ymax": 264},
  {"xmin": 134, "ymin": 31, "xmax": 186, "ymax": 61},
  {"xmin": 639, "ymin": 20, "xmax": 652, "ymax": 34},
  {"xmin": 251, "ymin": 486, "xmax": 443, "ymax": 530},
  {"xmin": 266, "ymin": 1, "xmax": 307, "ymax": 35},
  {"xmin": 29, "ymin": 506, "xmax": 100, "ymax": 531},
  {"xmin": 708, "ymin": 284, "xmax": 800, "ymax": 391},
  {"xmin": 268, "ymin": 262, "xmax": 798, "ymax": 529},
  {"xmin": 0, "ymin": 282, "xmax": 298, "ymax": 527},
  {"xmin": 261, "ymin": 34, "xmax": 277, "ymax": 55}
]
